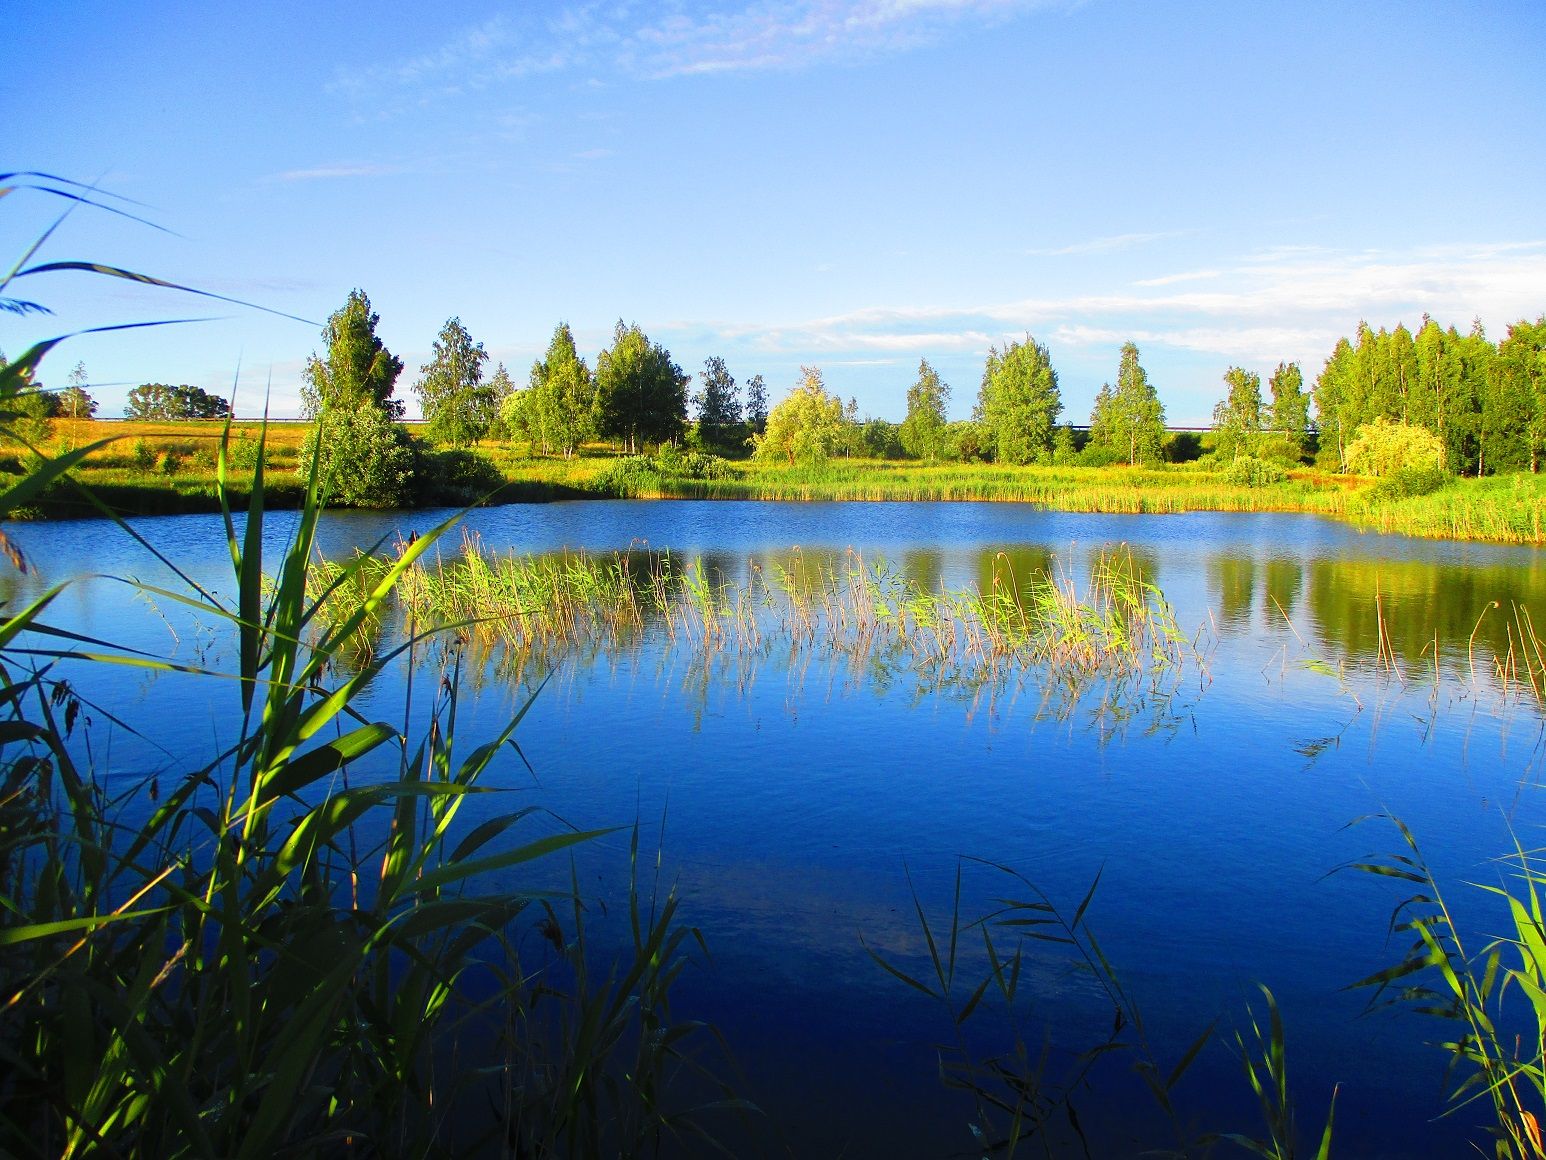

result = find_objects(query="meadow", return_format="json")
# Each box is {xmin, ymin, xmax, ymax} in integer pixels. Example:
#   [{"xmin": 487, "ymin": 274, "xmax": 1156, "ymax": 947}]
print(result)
[{"xmin": 25, "ymin": 420, "xmax": 1544, "ymax": 547}]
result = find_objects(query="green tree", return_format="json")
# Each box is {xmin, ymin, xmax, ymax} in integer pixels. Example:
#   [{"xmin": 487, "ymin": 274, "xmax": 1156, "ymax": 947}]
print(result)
[
  {"xmin": 899, "ymin": 359, "xmax": 951, "ymax": 461},
  {"xmin": 754, "ymin": 367, "xmax": 847, "ymax": 465},
  {"xmin": 745, "ymin": 374, "xmax": 769, "ymax": 433},
  {"xmin": 300, "ymin": 289, "xmax": 404, "ymax": 420},
  {"xmin": 974, "ymin": 337, "xmax": 1061, "ymax": 465},
  {"xmin": 1485, "ymin": 317, "xmax": 1546, "ymax": 473},
  {"xmin": 125, "ymin": 383, "xmax": 230, "ymax": 420},
  {"xmin": 484, "ymin": 362, "xmax": 517, "ymax": 440},
  {"xmin": 694, "ymin": 356, "xmax": 742, "ymax": 450},
  {"xmin": 300, "ymin": 403, "xmax": 417, "ymax": 507},
  {"xmin": 1090, "ymin": 343, "xmax": 1165, "ymax": 465},
  {"xmin": 413, "ymin": 317, "xmax": 493, "ymax": 449},
  {"xmin": 593, "ymin": 321, "xmax": 688, "ymax": 453},
  {"xmin": 1212, "ymin": 366, "xmax": 1263, "ymax": 461},
  {"xmin": 1267, "ymin": 361, "xmax": 1309, "ymax": 459},
  {"xmin": 59, "ymin": 361, "xmax": 97, "ymax": 419},
  {"xmin": 528, "ymin": 322, "xmax": 594, "ymax": 458}
]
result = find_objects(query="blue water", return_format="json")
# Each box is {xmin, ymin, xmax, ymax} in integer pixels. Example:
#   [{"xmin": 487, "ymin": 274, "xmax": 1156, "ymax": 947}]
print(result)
[{"xmin": 9, "ymin": 501, "xmax": 1546, "ymax": 1157}]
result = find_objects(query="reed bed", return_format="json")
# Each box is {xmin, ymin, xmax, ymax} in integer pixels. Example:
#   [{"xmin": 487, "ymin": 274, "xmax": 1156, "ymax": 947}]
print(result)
[{"xmin": 373, "ymin": 538, "xmax": 1202, "ymax": 703}]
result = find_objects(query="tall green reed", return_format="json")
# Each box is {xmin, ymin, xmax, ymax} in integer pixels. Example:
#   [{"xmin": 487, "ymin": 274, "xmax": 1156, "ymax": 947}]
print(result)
[{"xmin": 0, "ymin": 177, "xmax": 733, "ymax": 1157}]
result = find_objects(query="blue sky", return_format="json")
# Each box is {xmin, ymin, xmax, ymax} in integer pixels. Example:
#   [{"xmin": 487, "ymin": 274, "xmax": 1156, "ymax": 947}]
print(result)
[{"xmin": 9, "ymin": 0, "xmax": 1545, "ymax": 425}]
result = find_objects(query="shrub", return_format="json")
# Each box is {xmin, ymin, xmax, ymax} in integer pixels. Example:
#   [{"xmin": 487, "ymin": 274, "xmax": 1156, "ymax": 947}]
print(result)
[
  {"xmin": 1075, "ymin": 443, "xmax": 1125, "ymax": 468},
  {"xmin": 1221, "ymin": 454, "xmax": 1287, "ymax": 488},
  {"xmin": 300, "ymin": 405, "xmax": 417, "ymax": 508},
  {"xmin": 131, "ymin": 437, "xmax": 156, "ymax": 471},
  {"xmin": 1363, "ymin": 465, "xmax": 1451, "ymax": 502},
  {"xmin": 1344, "ymin": 417, "xmax": 1445, "ymax": 477},
  {"xmin": 419, "ymin": 446, "xmax": 506, "ymax": 505}
]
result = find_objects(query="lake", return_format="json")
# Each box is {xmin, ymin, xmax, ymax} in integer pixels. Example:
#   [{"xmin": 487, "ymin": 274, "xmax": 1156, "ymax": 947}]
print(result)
[{"xmin": 11, "ymin": 500, "xmax": 1546, "ymax": 1157}]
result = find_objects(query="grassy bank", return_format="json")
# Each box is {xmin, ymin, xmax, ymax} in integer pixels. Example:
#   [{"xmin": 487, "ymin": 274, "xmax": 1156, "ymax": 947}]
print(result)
[{"xmin": 17, "ymin": 421, "xmax": 1545, "ymax": 545}]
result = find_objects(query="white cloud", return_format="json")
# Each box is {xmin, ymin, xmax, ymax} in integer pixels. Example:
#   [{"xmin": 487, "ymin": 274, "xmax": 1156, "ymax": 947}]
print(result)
[
  {"xmin": 1027, "ymin": 230, "xmax": 1191, "ymax": 257},
  {"xmin": 333, "ymin": 0, "xmax": 1066, "ymax": 98},
  {"xmin": 698, "ymin": 241, "xmax": 1546, "ymax": 370}
]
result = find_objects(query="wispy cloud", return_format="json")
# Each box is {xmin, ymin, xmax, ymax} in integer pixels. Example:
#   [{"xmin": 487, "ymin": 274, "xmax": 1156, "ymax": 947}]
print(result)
[
  {"xmin": 333, "ymin": 1, "xmax": 1065, "ymax": 99},
  {"xmin": 1133, "ymin": 269, "xmax": 1221, "ymax": 287},
  {"xmin": 267, "ymin": 163, "xmax": 403, "ymax": 182},
  {"xmin": 710, "ymin": 241, "xmax": 1546, "ymax": 367},
  {"xmin": 1027, "ymin": 230, "xmax": 1191, "ymax": 257}
]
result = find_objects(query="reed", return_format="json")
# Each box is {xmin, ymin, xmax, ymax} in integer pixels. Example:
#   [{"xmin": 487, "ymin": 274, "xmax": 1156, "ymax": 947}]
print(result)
[{"xmin": 0, "ymin": 183, "xmax": 733, "ymax": 1157}]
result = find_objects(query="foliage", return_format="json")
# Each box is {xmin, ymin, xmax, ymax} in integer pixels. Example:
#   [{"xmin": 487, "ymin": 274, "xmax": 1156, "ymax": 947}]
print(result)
[
  {"xmin": 414, "ymin": 316, "xmax": 494, "ymax": 449},
  {"xmin": 975, "ymin": 335, "xmax": 1061, "ymax": 465},
  {"xmin": 860, "ymin": 417, "xmax": 904, "ymax": 459},
  {"xmin": 1487, "ymin": 317, "xmax": 1546, "ymax": 474},
  {"xmin": 418, "ymin": 446, "xmax": 507, "ymax": 505},
  {"xmin": 1213, "ymin": 366, "xmax": 1264, "ymax": 460},
  {"xmin": 527, "ymin": 322, "xmax": 595, "ymax": 458},
  {"xmin": 300, "ymin": 401, "xmax": 417, "ymax": 508},
  {"xmin": 1268, "ymin": 361, "xmax": 1310, "ymax": 459},
  {"xmin": 593, "ymin": 321, "xmax": 689, "ymax": 453},
  {"xmin": 1089, "ymin": 343, "xmax": 1166, "ymax": 465},
  {"xmin": 754, "ymin": 366, "xmax": 848, "ymax": 466},
  {"xmin": 899, "ymin": 358, "xmax": 952, "ymax": 461},
  {"xmin": 57, "ymin": 361, "xmax": 97, "ymax": 418},
  {"xmin": 743, "ymin": 373, "xmax": 769, "ymax": 434},
  {"xmin": 1344, "ymin": 416, "xmax": 1446, "ymax": 477},
  {"xmin": 591, "ymin": 450, "xmax": 734, "ymax": 498},
  {"xmin": 482, "ymin": 361, "xmax": 517, "ymax": 440},
  {"xmin": 693, "ymin": 355, "xmax": 741, "ymax": 451},
  {"xmin": 298, "ymin": 288, "xmax": 404, "ymax": 420},
  {"xmin": 124, "ymin": 381, "xmax": 231, "ymax": 420},
  {"xmin": 1221, "ymin": 454, "xmax": 1288, "ymax": 488}
]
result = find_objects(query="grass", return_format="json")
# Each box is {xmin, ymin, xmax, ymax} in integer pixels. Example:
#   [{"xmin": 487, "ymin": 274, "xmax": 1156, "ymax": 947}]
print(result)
[{"xmin": 20, "ymin": 423, "xmax": 1544, "ymax": 548}]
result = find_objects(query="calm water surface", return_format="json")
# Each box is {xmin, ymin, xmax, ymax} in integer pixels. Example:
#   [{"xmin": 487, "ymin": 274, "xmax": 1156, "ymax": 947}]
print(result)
[{"xmin": 12, "ymin": 501, "xmax": 1546, "ymax": 1157}]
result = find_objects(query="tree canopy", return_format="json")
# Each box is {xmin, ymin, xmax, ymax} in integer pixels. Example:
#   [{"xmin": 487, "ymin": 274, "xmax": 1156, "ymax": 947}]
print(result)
[
  {"xmin": 593, "ymin": 321, "xmax": 689, "ymax": 452},
  {"xmin": 125, "ymin": 383, "xmax": 230, "ymax": 420},
  {"xmin": 899, "ymin": 359, "xmax": 951, "ymax": 461},
  {"xmin": 1089, "ymin": 343, "xmax": 1165, "ymax": 465},
  {"xmin": 975, "ymin": 337, "xmax": 1061, "ymax": 465},
  {"xmin": 413, "ymin": 317, "xmax": 493, "ymax": 448},
  {"xmin": 754, "ymin": 367, "xmax": 847, "ymax": 465},
  {"xmin": 300, "ymin": 289, "xmax": 404, "ymax": 420},
  {"xmin": 526, "ymin": 323, "xmax": 595, "ymax": 458},
  {"xmin": 1212, "ymin": 366, "xmax": 1263, "ymax": 461}
]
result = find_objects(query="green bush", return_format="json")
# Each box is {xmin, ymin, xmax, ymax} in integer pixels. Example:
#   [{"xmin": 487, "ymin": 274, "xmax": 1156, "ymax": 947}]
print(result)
[
  {"xmin": 300, "ymin": 405, "xmax": 417, "ymax": 508},
  {"xmin": 1363, "ymin": 465, "xmax": 1451, "ymax": 502},
  {"xmin": 131, "ymin": 436, "xmax": 156, "ymax": 471},
  {"xmin": 1221, "ymin": 455, "xmax": 1288, "ymax": 488},
  {"xmin": 419, "ymin": 446, "xmax": 506, "ymax": 505},
  {"xmin": 1075, "ymin": 443, "xmax": 1125, "ymax": 468},
  {"xmin": 1344, "ymin": 417, "xmax": 1445, "ymax": 477}
]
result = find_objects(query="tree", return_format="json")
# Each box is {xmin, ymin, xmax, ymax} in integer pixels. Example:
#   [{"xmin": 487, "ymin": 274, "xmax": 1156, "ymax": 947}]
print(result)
[
  {"xmin": 593, "ymin": 321, "xmax": 689, "ymax": 452},
  {"xmin": 1268, "ymin": 361, "xmax": 1309, "ymax": 459},
  {"xmin": 975, "ymin": 337, "xmax": 1062, "ymax": 465},
  {"xmin": 1485, "ymin": 317, "xmax": 1546, "ymax": 473},
  {"xmin": 694, "ymin": 356, "xmax": 742, "ymax": 449},
  {"xmin": 744, "ymin": 374, "xmax": 769, "ymax": 434},
  {"xmin": 1344, "ymin": 417, "xmax": 1446, "ymax": 477},
  {"xmin": 484, "ymin": 362, "xmax": 517, "ymax": 440},
  {"xmin": 300, "ymin": 404, "xmax": 417, "ymax": 508},
  {"xmin": 1212, "ymin": 366, "xmax": 1263, "ymax": 461},
  {"xmin": 754, "ymin": 367, "xmax": 847, "ymax": 465},
  {"xmin": 300, "ymin": 289, "xmax": 404, "ymax": 420},
  {"xmin": 413, "ymin": 317, "xmax": 493, "ymax": 449},
  {"xmin": 59, "ymin": 361, "xmax": 97, "ymax": 419},
  {"xmin": 125, "ymin": 383, "xmax": 230, "ymax": 420},
  {"xmin": 1089, "ymin": 343, "xmax": 1165, "ymax": 465},
  {"xmin": 899, "ymin": 359, "xmax": 951, "ymax": 461},
  {"xmin": 527, "ymin": 322, "xmax": 594, "ymax": 458}
]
